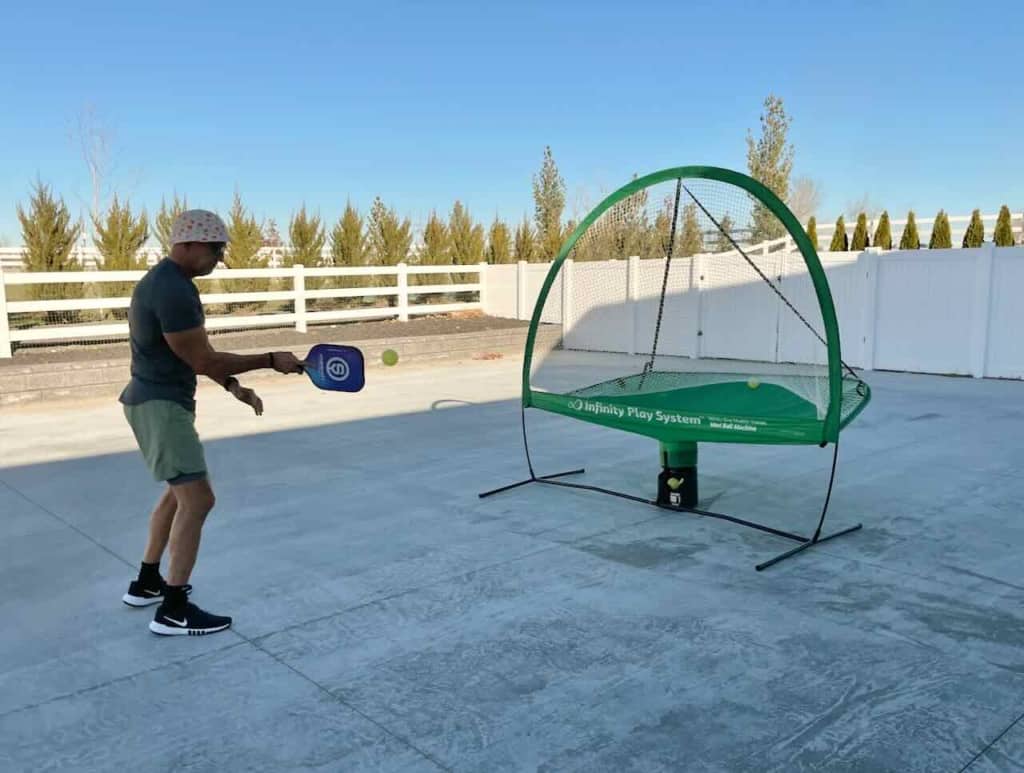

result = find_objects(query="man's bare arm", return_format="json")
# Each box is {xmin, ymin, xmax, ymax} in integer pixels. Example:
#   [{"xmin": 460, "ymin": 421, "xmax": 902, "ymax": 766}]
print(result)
[{"xmin": 163, "ymin": 327, "xmax": 272, "ymax": 386}]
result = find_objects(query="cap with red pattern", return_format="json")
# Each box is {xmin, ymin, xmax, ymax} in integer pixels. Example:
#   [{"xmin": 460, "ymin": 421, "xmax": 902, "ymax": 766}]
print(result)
[{"xmin": 170, "ymin": 210, "xmax": 230, "ymax": 245}]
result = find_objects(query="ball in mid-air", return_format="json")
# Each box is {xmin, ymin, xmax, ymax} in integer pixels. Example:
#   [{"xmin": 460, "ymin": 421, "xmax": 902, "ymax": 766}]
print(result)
[
  {"xmin": 747, "ymin": 378, "xmax": 760, "ymax": 389},
  {"xmin": 382, "ymin": 349, "xmax": 399, "ymax": 366}
]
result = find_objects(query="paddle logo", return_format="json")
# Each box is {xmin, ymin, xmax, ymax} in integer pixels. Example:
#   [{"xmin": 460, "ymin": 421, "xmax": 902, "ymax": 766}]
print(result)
[{"xmin": 325, "ymin": 356, "xmax": 350, "ymax": 382}]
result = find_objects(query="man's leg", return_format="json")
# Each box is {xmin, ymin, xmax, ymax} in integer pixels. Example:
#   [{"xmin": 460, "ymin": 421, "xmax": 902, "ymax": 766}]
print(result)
[
  {"xmin": 123, "ymin": 486, "xmax": 180, "ymax": 607},
  {"xmin": 165, "ymin": 478, "xmax": 215, "ymax": 587},
  {"xmin": 150, "ymin": 476, "xmax": 231, "ymax": 636},
  {"xmin": 143, "ymin": 485, "xmax": 178, "ymax": 564}
]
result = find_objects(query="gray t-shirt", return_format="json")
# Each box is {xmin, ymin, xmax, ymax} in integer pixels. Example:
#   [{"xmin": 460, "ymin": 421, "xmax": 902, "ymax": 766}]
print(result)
[{"xmin": 119, "ymin": 258, "xmax": 205, "ymax": 411}]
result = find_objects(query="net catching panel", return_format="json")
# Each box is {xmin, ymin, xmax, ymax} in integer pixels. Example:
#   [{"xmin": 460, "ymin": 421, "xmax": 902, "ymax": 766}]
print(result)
[{"xmin": 527, "ymin": 170, "xmax": 868, "ymax": 445}]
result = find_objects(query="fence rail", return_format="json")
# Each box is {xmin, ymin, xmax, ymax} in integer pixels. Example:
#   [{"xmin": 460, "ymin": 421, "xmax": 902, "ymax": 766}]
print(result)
[{"xmin": 0, "ymin": 262, "xmax": 485, "ymax": 358}]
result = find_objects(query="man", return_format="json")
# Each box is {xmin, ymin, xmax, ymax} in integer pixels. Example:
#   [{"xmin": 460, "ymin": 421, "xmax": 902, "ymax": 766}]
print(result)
[{"xmin": 119, "ymin": 209, "xmax": 303, "ymax": 636}]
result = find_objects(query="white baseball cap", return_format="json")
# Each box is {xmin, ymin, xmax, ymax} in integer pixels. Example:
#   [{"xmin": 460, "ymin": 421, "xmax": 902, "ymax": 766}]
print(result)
[{"xmin": 171, "ymin": 209, "xmax": 230, "ymax": 245}]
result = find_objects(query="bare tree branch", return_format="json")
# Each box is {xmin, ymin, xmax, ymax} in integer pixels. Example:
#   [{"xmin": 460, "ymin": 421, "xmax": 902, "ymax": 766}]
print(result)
[{"xmin": 789, "ymin": 177, "xmax": 822, "ymax": 222}]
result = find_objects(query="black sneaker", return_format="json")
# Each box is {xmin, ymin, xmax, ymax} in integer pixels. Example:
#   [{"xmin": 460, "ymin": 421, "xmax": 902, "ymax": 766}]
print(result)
[
  {"xmin": 150, "ymin": 601, "xmax": 232, "ymax": 636},
  {"xmin": 123, "ymin": 577, "xmax": 190, "ymax": 607}
]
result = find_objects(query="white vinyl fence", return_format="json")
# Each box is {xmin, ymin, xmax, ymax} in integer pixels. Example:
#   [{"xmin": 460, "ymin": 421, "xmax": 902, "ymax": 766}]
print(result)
[
  {"xmin": 4, "ymin": 245, "xmax": 1024, "ymax": 381},
  {"xmin": 483, "ymin": 245, "xmax": 1024, "ymax": 381},
  {"xmin": 0, "ymin": 262, "xmax": 485, "ymax": 358}
]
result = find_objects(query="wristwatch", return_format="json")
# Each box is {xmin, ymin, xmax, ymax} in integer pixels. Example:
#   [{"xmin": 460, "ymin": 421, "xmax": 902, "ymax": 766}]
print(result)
[{"xmin": 224, "ymin": 376, "xmax": 240, "ymax": 392}]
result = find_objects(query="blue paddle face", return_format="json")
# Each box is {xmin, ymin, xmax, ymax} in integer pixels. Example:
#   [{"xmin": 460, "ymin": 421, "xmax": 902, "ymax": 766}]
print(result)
[{"xmin": 303, "ymin": 344, "xmax": 365, "ymax": 392}]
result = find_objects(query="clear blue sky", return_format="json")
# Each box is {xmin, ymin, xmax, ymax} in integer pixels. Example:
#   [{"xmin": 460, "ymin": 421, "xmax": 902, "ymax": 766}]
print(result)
[{"xmin": 2, "ymin": 0, "xmax": 1021, "ymax": 245}]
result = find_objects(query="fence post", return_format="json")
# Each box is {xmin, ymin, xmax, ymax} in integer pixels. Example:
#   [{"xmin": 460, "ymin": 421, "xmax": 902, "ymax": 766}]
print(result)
[
  {"xmin": 561, "ymin": 258, "xmax": 574, "ymax": 347},
  {"xmin": 397, "ymin": 262, "xmax": 409, "ymax": 322},
  {"xmin": 293, "ymin": 263, "xmax": 307, "ymax": 333},
  {"xmin": 693, "ymin": 252, "xmax": 704, "ymax": 358},
  {"xmin": 970, "ymin": 242, "xmax": 995, "ymax": 378},
  {"xmin": 627, "ymin": 255, "xmax": 639, "ymax": 355},
  {"xmin": 477, "ymin": 261, "xmax": 488, "ymax": 313},
  {"xmin": 861, "ymin": 249, "xmax": 880, "ymax": 370},
  {"xmin": 0, "ymin": 266, "xmax": 11, "ymax": 358},
  {"xmin": 516, "ymin": 261, "xmax": 528, "ymax": 320}
]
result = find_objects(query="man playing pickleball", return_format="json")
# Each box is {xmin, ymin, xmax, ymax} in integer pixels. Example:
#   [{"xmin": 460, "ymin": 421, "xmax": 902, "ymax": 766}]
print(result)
[{"xmin": 119, "ymin": 209, "xmax": 303, "ymax": 636}]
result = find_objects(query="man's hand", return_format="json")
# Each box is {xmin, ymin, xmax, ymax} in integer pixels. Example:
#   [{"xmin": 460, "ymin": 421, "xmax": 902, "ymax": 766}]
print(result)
[
  {"xmin": 231, "ymin": 383, "xmax": 263, "ymax": 415},
  {"xmin": 269, "ymin": 351, "xmax": 304, "ymax": 374}
]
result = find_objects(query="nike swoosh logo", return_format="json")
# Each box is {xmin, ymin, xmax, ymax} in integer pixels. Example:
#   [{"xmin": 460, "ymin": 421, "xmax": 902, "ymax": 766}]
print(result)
[
  {"xmin": 165, "ymin": 616, "xmax": 188, "ymax": 627},
  {"xmin": 143, "ymin": 589, "xmax": 162, "ymax": 596}
]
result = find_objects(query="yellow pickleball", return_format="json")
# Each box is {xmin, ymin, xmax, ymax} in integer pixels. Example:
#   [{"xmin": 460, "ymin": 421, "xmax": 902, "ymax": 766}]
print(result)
[{"xmin": 382, "ymin": 349, "xmax": 399, "ymax": 366}]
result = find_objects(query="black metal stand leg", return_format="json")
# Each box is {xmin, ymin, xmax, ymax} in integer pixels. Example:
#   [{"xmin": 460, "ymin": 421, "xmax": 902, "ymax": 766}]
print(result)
[
  {"xmin": 755, "ymin": 523, "xmax": 862, "ymax": 572},
  {"xmin": 479, "ymin": 468, "xmax": 585, "ymax": 499}
]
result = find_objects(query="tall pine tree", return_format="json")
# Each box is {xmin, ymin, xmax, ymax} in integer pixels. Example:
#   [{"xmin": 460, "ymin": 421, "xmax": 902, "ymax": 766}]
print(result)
[
  {"xmin": 487, "ymin": 217, "xmax": 512, "ymax": 264},
  {"xmin": 329, "ymin": 202, "xmax": 369, "ymax": 292},
  {"xmin": 806, "ymin": 216, "xmax": 818, "ymax": 251},
  {"xmin": 829, "ymin": 215, "xmax": 848, "ymax": 251},
  {"xmin": 288, "ymin": 206, "xmax": 326, "ymax": 267},
  {"xmin": 714, "ymin": 214, "xmax": 736, "ymax": 253},
  {"xmin": 929, "ymin": 210, "xmax": 952, "ymax": 249},
  {"xmin": 224, "ymin": 192, "xmax": 268, "ymax": 301},
  {"xmin": 850, "ymin": 212, "xmax": 870, "ymax": 250},
  {"xmin": 417, "ymin": 210, "xmax": 450, "ymax": 287},
  {"xmin": 92, "ymin": 195, "xmax": 148, "ymax": 271},
  {"xmin": 962, "ymin": 208, "xmax": 985, "ymax": 248},
  {"xmin": 448, "ymin": 201, "xmax": 485, "ymax": 291},
  {"xmin": 154, "ymin": 194, "xmax": 187, "ymax": 255},
  {"xmin": 994, "ymin": 205, "xmax": 1016, "ymax": 246},
  {"xmin": 678, "ymin": 204, "xmax": 704, "ymax": 256},
  {"xmin": 91, "ymin": 195, "xmax": 148, "ymax": 312},
  {"xmin": 746, "ymin": 94, "xmax": 794, "ymax": 242},
  {"xmin": 368, "ymin": 197, "xmax": 412, "ymax": 302},
  {"xmin": 533, "ymin": 146, "xmax": 566, "ymax": 260},
  {"xmin": 873, "ymin": 211, "xmax": 893, "ymax": 250},
  {"xmin": 16, "ymin": 181, "xmax": 84, "ymax": 315},
  {"xmin": 899, "ymin": 211, "xmax": 920, "ymax": 249},
  {"xmin": 514, "ymin": 216, "xmax": 536, "ymax": 262}
]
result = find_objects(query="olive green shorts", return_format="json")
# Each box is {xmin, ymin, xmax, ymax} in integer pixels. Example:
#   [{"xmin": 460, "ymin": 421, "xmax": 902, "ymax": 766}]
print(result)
[{"xmin": 123, "ymin": 400, "xmax": 208, "ymax": 485}]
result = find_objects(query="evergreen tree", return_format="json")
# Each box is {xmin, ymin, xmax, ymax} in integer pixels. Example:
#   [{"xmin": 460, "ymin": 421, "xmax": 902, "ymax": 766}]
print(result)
[
  {"xmin": 225, "ymin": 192, "xmax": 266, "ymax": 270},
  {"xmin": 829, "ymin": 215, "xmax": 848, "ymax": 251},
  {"xmin": 416, "ymin": 210, "xmax": 450, "ymax": 288},
  {"xmin": 224, "ymin": 192, "xmax": 269, "ymax": 302},
  {"xmin": 873, "ymin": 211, "xmax": 892, "ymax": 250},
  {"xmin": 850, "ymin": 212, "xmax": 870, "ymax": 250},
  {"xmin": 92, "ymin": 195, "xmax": 148, "ymax": 270},
  {"xmin": 154, "ymin": 194, "xmax": 187, "ymax": 255},
  {"xmin": 651, "ymin": 194, "xmax": 674, "ymax": 258},
  {"xmin": 678, "ymin": 203, "xmax": 704, "ymax": 256},
  {"xmin": 487, "ymin": 217, "xmax": 512, "ymax": 264},
  {"xmin": 368, "ymin": 197, "xmax": 412, "ymax": 303},
  {"xmin": 288, "ymin": 206, "xmax": 326, "ymax": 267},
  {"xmin": 448, "ymin": 201, "xmax": 485, "ymax": 264},
  {"xmin": 993, "ymin": 205, "xmax": 1016, "ymax": 246},
  {"xmin": 514, "ymin": 216, "xmax": 536, "ymax": 262},
  {"xmin": 262, "ymin": 218, "xmax": 284, "ymax": 247},
  {"xmin": 329, "ymin": 202, "xmax": 369, "ymax": 292},
  {"xmin": 929, "ymin": 210, "xmax": 952, "ymax": 249},
  {"xmin": 448, "ymin": 201, "xmax": 485, "ymax": 290},
  {"xmin": 419, "ymin": 210, "xmax": 449, "ymax": 265},
  {"xmin": 16, "ymin": 181, "xmax": 84, "ymax": 316},
  {"xmin": 532, "ymin": 145, "xmax": 566, "ymax": 259},
  {"xmin": 899, "ymin": 211, "xmax": 920, "ymax": 249},
  {"xmin": 806, "ymin": 216, "xmax": 818, "ymax": 251},
  {"xmin": 746, "ymin": 94, "xmax": 794, "ymax": 242},
  {"xmin": 962, "ymin": 208, "xmax": 985, "ymax": 248},
  {"xmin": 712, "ymin": 214, "xmax": 736, "ymax": 253},
  {"xmin": 368, "ymin": 197, "xmax": 412, "ymax": 266}
]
